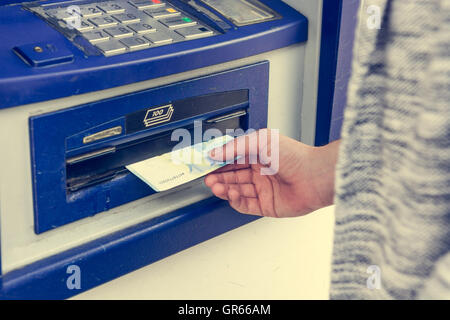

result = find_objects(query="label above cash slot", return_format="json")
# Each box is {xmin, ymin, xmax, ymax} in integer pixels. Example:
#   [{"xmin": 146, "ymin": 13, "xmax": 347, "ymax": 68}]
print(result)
[{"xmin": 125, "ymin": 90, "xmax": 249, "ymax": 134}]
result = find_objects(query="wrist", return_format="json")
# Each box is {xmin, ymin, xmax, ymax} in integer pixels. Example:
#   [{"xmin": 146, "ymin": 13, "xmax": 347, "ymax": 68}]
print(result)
[{"xmin": 310, "ymin": 140, "xmax": 340, "ymax": 209}]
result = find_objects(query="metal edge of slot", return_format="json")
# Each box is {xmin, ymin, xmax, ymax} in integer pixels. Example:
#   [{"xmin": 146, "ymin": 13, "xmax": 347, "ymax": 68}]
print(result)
[
  {"xmin": 66, "ymin": 146, "xmax": 116, "ymax": 165},
  {"xmin": 206, "ymin": 110, "xmax": 247, "ymax": 123},
  {"xmin": 67, "ymin": 168, "xmax": 129, "ymax": 192}
]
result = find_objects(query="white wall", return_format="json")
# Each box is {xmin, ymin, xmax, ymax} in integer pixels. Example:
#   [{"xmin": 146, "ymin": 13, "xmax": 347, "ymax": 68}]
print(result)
[{"xmin": 73, "ymin": 206, "xmax": 334, "ymax": 300}]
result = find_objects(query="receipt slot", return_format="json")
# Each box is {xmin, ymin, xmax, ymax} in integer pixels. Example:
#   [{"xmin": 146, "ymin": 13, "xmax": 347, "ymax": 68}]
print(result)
[{"xmin": 0, "ymin": 0, "xmax": 343, "ymax": 298}]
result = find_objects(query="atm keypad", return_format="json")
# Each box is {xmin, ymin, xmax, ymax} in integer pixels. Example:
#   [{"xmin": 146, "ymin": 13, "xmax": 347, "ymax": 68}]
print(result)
[{"xmin": 38, "ymin": 0, "xmax": 217, "ymax": 56}]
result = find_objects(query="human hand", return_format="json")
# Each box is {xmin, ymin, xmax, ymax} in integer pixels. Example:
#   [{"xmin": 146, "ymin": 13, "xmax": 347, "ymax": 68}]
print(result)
[{"xmin": 204, "ymin": 129, "xmax": 340, "ymax": 217}]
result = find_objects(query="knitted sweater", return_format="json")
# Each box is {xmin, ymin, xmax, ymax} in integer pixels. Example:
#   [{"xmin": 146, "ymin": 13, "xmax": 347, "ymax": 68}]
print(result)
[{"xmin": 330, "ymin": 0, "xmax": 450, "ymax": 299}]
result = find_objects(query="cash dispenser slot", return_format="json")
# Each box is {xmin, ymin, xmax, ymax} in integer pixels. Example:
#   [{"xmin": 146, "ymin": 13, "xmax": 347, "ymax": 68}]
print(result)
[{"xmin": 65, "ymin": 109, "xmax": 247, "ymax": 193}]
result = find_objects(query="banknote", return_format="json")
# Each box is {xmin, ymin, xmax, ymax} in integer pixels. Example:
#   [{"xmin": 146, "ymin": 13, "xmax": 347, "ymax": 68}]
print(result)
[{"xmin": 126, "ymin": 135, "xmax": 236, "ymax": 192}]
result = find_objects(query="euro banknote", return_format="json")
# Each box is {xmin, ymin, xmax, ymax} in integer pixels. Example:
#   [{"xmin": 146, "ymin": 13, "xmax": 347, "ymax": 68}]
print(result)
[{"xmin": 126, "ymin": 135, "xmax": 235, "ymax": 192}]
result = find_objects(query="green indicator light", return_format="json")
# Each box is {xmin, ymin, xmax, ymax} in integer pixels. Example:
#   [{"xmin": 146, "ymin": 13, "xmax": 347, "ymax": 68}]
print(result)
[{"xmin": 182, "ymin": 17, "xmax": 192, "ymax": 22}]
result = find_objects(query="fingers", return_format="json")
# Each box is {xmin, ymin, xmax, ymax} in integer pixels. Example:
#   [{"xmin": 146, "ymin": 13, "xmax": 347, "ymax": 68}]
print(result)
[
  {"xmin": 212, "ymin": 163, "xmax": 250, "ymax": 173},
  {"xmin": 209, "ymin": 183, "xmax": 228, "ymax": 200},
  {"xmin": 205, "ymin": 168, "xmax": 253, "ymax": 185},
  {"xmin": 207, "ymin": 181, "xmax": 258, "ymax": 199},
  {"xmin": 208, "ymin": 129, "xmax": 274, "ymax": 163},
  {"xmin": 204, "ymin": 168, "xmax": 262, "ymax": 215},
  {"xmin": 228, "ymin": 188, "xmax": 262, "ymax": 215}
]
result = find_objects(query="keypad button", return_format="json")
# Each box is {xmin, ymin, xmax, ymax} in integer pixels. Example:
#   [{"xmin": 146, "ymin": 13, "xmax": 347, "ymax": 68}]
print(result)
[
  {"xmin": 75, "ymin": 20, "xmax": 95, "ymax": 32},
  {"xmin": 97, "ymin": 2, "xmax": 126, "ymax": 14},
  {"xmin": 79, "ymin": 5, "xmax": 103, "ymax": 18},
  {"xmin": 129, "ymin": 0, "xmax": 165, "ymax": 10},
  {"xmin": 161, "ymin": 16, "xmax": 197, "ymax": 29},
  {"xmin": 104, "ymin": 26, "xmax": 134, "ymax": 38},
  {"xmin": 175, "ymin": 26, "xmax": 213, "ymax": 39},
  {"xmin": 120, "ymin": 36, "xmax": 150, "ymax": 50},
  {"xmin": 46, "ymin": 8, "xmax": 80, "ymax": 21},
  {"xmin": 144, "ymin": 32, "xmax": 173, "ymax": 45},
  {"xmin": 112, "ymin": 13, "xmax": 141, "ymax": 24},
  {"xmin": 83, "ymin": 30, "xmax": 110, "ymax": 43},
  {"xmin": 89, "ymin": 16, "xmax": 118, "ymax": 27},
  {"xmin": 128, "ymin": 22, "xmax": 156, "ymax": 34},
  {"xmin": 95, "ymin": 40, "xmax": 127, "ymax": 56},
  {"xmin": 144, "ymin": 6, "xmax": 180, "ymax": 19}
]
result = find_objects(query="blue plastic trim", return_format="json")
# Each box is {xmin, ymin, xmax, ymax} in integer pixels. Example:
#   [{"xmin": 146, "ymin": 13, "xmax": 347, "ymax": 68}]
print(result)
[
  {"xmin": 0, "ymin": 197, "xmax": 259, "ymax": 299},
  {"xmin": 314, "ymin": 0, "xmax": 343, "ymax": 146},
  {"xmin": 0, "ymin": 0, "xmax": 24, "ymax": 5},
  {"xmin": 0, "ymin": 214, "xmax": 2, "ymax": 277},
  {"xmin": 328, "ymin": 0, "xmax": 360, "ymax": 142},
  {"xmin": 13, "ymin": 41, "xmax": 74, "ymax": 67},
  {"xmin": 0, "ymin": 0, "xmax": 307, "ymax": 109}
]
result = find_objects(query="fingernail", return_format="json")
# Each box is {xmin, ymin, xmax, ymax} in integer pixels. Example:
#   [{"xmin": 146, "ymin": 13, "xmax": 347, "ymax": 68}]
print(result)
[{"xmin": 209, "ymin": 148, "xmax": 223, "ymax": 160}]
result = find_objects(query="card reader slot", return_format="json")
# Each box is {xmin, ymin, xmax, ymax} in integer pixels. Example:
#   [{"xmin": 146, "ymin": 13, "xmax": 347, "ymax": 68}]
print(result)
[{"xmin": 66, "ymin": 114, "xmax": 246, "ymax": 192}]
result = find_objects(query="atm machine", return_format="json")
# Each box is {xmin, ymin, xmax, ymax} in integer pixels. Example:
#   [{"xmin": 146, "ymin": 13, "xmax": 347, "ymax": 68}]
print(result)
[{"xmin": 0, "ymin": 0, "xmax": 342, "ymax": 299}]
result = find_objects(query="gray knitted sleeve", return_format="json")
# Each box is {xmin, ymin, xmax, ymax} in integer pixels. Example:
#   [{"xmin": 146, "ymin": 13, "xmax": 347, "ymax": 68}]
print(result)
[{"xmin": 330, "ymin": 0, "xmax": 450, "ymax": 300}]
